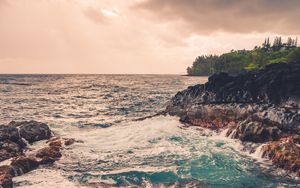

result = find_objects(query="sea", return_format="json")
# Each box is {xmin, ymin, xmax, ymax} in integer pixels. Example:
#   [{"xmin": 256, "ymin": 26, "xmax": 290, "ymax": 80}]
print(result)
[{"xmin": 0, "ymin": 74, "xmax": 299, "ymax": 187}]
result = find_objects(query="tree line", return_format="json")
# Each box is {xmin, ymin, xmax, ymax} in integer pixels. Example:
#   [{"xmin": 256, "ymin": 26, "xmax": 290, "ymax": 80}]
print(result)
[{"xmin": 187, "ymin": 37, "xmax": 300, "ymax": 76}]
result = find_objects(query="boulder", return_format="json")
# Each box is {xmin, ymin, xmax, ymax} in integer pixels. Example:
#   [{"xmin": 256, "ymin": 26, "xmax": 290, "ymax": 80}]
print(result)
[
  {"xmin": 8, "ymin": 121, "xmax": 52, "ymax": 143},
  {"xmin": 0, "ymin": 121, "xmax": 52, "ymax": 163}
]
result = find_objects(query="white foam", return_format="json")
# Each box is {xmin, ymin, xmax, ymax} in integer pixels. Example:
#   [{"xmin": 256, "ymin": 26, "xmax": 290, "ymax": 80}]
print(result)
[
  {"xmin": 13, "ymin": 168, "xmax": 78, "ymax": 188},
  {"xmin": 11, "ymin": 115, "xmax": 277, "ymax": 186}
]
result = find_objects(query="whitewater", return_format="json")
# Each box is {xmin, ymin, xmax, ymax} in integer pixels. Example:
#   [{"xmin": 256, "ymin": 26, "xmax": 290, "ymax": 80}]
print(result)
[{"xmin": 0, "ymin": 75, "xmax": 299, "ymax": 187}]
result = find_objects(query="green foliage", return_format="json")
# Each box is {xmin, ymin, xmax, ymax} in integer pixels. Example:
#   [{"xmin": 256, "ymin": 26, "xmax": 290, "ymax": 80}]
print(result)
[
  {"xmin": 287, "ymin": 47, "xmax": 300, "ymax": 62},
  {"xmin": 187, "ymin": 37, "xmax": 299, "ymax": 76}
]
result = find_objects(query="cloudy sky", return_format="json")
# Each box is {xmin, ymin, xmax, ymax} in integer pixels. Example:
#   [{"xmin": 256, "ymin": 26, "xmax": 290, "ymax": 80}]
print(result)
[{"xmin": 0, "ymin": 0, "xmax": 299, "ymax": 74}]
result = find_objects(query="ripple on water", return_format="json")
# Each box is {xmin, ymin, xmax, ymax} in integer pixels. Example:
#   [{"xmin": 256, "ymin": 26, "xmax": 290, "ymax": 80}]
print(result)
[{"xmin": 1, "ymin": 75, "xmax": 300, "ymax": 187}]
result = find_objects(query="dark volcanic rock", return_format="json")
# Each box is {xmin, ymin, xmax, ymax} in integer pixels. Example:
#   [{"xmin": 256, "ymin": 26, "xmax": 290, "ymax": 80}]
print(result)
[
  {"xmin": 0, "ymin": 166, "xmax": 14, "ymax": 188},
  {"xmin": 227, "ymin": 118, "xmax": 282, "ymax": 143},
  {"xmin": 262, "ymin": 136, "xmax": 300, "ymax": 176},
  {"xmin": 8, "ymin": 121, "xmax": 52, "ymax": 143},
  {"xmin": 10, "ymin": 157, "xmax": 39, "ymax": 175},
  {"xmin": 0, "ymin": 121, "xmax": 52, "ymax": 163},
  {"xmin": 166, "ymin": 62, "xmax": 300, "ymax": 175},
  {"xmin": 0, "ymin": 173, "xmax": 13, "ymax": 188},
  {"xmin": 167, "ymin": 62, "xmax": 300, "ymax": 137},
  {"xmin": 0, "ymin": 125, "xmax": 26, "ymax": 162},
  {"xmin": 0, "ymin": 121, "xmax": 77, "ymax": 185},
  {"xmin": 188, "ymin": 62, "xmax": 299, "ymax": 105},
  {"xmin": 36, "ymin": 146, "xmax": 62, "ymax": 160},
  {"xmin": 64, "ymin": 138, "xmax": 75, "ymax": 146}
]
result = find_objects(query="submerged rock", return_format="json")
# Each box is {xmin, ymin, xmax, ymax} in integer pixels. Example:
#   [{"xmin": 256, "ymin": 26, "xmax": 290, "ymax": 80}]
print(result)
[{"xmin": 166, "ymin": 62, "xmax": 300, "ymax": 175}]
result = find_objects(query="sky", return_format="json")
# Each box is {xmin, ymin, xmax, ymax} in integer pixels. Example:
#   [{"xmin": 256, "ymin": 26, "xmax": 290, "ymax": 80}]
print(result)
[{"xmin": 0, "ymin": 0, "xmax": 300, "ymax": 74}]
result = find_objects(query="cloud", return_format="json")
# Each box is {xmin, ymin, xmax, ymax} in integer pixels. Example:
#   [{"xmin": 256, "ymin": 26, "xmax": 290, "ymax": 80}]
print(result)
[
  {"xmin": 0, "ymin": 0, "xmax": 8, "ymax": 7},
  {"xmin": 135, "ymin": 0, "xmax": 300, "ymax": 35},
  {"xmin": 83, "ymin": 7, "xmax": 108, "ymax": 24}
]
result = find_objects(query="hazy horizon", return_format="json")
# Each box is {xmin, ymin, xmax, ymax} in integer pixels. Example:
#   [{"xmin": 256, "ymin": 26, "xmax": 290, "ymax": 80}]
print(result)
[{"xmin": 1, "ymin": 0, "xmax": 300, "ymax": 74}]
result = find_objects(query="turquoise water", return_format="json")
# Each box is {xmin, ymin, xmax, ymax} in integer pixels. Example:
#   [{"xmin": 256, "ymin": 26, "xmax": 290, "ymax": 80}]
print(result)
[{"xmin": 0, "ymin": 75, "xmax": 299, "ymax": 187}]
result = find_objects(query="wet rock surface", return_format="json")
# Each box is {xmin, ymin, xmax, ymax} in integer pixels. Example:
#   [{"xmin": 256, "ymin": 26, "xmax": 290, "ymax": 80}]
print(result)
[
  {"xmin": 166, "ymin": 62, "xmax": 300, "ymax": 176},
  {"xmin": 0, "ymin": 121, "xmax": 52, "ymax": 162},
  {"xmin": 0, "ymin": 121, "xmax": 78, "ymax": 187},
  {"xmin": 262, "ymin": 136, "xmax": 300, "ymax": 176},
  {"xmin": 8, "ymin": 121, "xmax": 52, "ymax": 144}
]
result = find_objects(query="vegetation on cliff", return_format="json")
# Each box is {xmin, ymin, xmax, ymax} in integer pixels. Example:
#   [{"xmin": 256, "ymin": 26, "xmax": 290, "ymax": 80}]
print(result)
[{"xmin": 187, "ymin": 37, "xmax": 300, "ymax": 76}]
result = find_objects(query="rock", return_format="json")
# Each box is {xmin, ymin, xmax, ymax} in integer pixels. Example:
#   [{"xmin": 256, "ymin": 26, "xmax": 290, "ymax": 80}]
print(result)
[
  {"xmin": 0, "ymin": 120, "xmax": 73, "ymax": 185},
  {"xmin": 0, "ymin": 121, "xmax": 52, "ymax": 163},
  {"xmin": 8, "ymin": 121, "xmax": 52, "ymax": 143},
  {"xmin": 0, "ymin": 173, "xmax": 13, "ymax": 188},
  {"xmin": 36, "ymin": 147, "xmax": 62, "ymax": 161},
  {"xmin": 166, "ymin": 62, "xmax": 300, "ymax": 176},
  {"xmin": 49, "ymin": 140, "xmax": 62, "ymax": 148},
  {"xmin": 262, "ymin": 136, "xmax": 300, "ymax": 176},
  {"xmin": 0, "ymin": 140, "xmax": 23, "ymax": 162},
  {"xmin": 167, "ymin": 62, "xmax": 300, "ymax": 114},
  {"xmin": 47, "ymin": 137, "xmax": 78, "ymax": 147},
  {"xmin": 0, "ymin": 166, "xmax": 14, "ymax": 188},
  {"xmin": 0, "ymin": 166, "xmax": 14, "ymax": 177},
  {"xmin": 166, "ymin": 62, "xmax": 300, "ymax": 136},
  {"xmin": 10, "ymin": 157, "xmax": 39, "ymax": 176},
  {"xmin": 227, "ymin": 118, "xmax": 282, "ymax": 143},
  {"xmin": 64, "ymin": 138, "xmax": 75, "ymax": 146},
  {"xmin": 0, "ymin": 125, "xmax": 25, "ymax": 162},
  {"xmin": 39, "ymin": 156, "xmax": 56, "ymax": 165},
  {"xmin": 0, "ymin": 125, "xmax": 26, "ymax": 147}
]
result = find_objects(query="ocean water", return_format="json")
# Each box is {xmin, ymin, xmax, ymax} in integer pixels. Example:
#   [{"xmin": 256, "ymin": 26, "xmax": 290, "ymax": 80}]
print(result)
[{"xmin": 0, "ymin": 74, "xmax": 299, "ymax": 188}]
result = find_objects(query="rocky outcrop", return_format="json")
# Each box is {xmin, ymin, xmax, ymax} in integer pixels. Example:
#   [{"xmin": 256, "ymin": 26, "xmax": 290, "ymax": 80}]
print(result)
[
  {"xmin": 0, "ymin": 121, "xmax": 78, "ymax": 187},
  {"xmin": 0, "ymin": 121, "xmax": 52, "ymax": 161},
  {"xmin": 166, "ymin": 62, "xmax": 300, "ymax": 175}
]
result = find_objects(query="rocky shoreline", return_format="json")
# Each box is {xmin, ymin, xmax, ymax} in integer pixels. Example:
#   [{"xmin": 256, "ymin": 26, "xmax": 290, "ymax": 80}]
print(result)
[
  {"xmin": 165, "ymin": 62, "xmax": 300, "ymax": 176},
  {"xmin": 0, "ymin": 121, "xmax": 78, "ymax": 188}
]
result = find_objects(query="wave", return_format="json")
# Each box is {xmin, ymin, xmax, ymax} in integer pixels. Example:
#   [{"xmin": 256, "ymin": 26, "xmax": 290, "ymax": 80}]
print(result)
[{"xmin": 12, "ymin": 116, "xmax": 300, "ymax": 187}]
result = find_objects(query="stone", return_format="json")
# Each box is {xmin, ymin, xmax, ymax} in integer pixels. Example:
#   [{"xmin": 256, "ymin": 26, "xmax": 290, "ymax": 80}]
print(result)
[
  {"xmin": 166, "ymin": 61, "xmax": 300, "ymax": 176},
  {"xmin": 9, "ymin": 121, "xmax": 52, "ymax": 143},
  {"xmin": 262, "ymin": 137, "xmax": 300, "ymax": 176},
  {"xmin": 36, "ymin": 147, "xmax": 62, "ymax": 160},
  {"xmin": 64, "ymin": 138, "xmax": 75, "ymax": 146},
  {"xmin": 10, "ymin": 157, "xmax": 39, "ymax": 176},
  {"xmin": 0, "ymin": 173, "xmax": 13, "ymax": 188}
]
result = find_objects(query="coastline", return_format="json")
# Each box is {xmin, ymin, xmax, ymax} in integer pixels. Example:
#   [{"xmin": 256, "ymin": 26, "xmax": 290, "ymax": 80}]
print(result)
[
  {"xmin": 1, "ymin": 66, "xmax": 300, "ymax": 186},
  {"xmin": 166, "ymin": 62, "xmax": 300, "ymax": 177}
]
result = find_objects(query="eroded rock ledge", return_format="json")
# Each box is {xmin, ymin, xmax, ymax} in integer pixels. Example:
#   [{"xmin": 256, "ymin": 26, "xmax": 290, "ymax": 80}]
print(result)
[
  {"xmin": 166, "ymin": 62, "xmax": 300, "ymax": 176},
  {"xmin": 0, "ymin": 121, "xmax": 78, "ymax": 188}
]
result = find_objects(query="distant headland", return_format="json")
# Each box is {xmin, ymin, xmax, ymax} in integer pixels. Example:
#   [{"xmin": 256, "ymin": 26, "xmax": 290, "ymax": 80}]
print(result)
[{"xmin": 187, "ymin": 37, "xmax": 300, "ymax": 76}]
